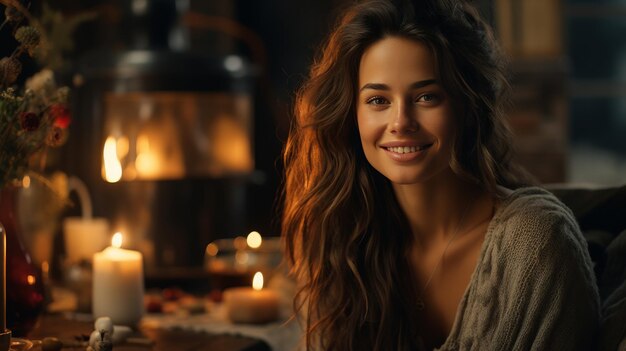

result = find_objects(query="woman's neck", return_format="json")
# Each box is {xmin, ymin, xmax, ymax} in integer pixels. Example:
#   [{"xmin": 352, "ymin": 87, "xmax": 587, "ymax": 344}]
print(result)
[{"xmin": 392, "ymin": 168, "xmax": 483, "ymax": 248}]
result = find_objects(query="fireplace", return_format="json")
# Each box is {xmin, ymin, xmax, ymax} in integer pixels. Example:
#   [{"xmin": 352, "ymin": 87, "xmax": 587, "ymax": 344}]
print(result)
[{"xmin": 61, "ymin": 1, "xmax": 266, "ymax": 280}]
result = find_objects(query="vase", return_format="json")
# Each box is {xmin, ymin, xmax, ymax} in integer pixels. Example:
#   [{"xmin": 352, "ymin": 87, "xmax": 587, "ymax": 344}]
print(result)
[{"xmin": 0, "ymin": 185, "xmax": 45, "ymax": 337}]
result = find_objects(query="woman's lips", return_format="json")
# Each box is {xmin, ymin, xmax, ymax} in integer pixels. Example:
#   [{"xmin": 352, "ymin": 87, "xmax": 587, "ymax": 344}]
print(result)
[{"xmin": 381, "ymin": 143, "xmax": 433, "ymax": 162}]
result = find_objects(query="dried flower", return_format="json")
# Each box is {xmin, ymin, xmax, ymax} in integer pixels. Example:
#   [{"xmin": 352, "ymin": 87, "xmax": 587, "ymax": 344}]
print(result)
[
  {"xmin": 0, "ymin": 2, "xmax": 88, "ymax": 188},
  {"xmin": 0, "ymin": 56, "xmax": 22, "ymax": 86},
  {"xmin": 56, "ymin": 86, "xmax": 69, "ymax": 101},
  {"xmin": 1, "ymin": 72, "xmax": 69, "ymax": 186},
  {"xmin": 18, "ymin": 111, "xmax": 40, "ymax": 131},
  {"xmin": 15, "ymin": 25, "xmax": 40, "ymax": 54},
  {"xmin": 25, "ymin": 69, "xmax": 54, "ymax": 91},
  {"xmin": 4, "ymin": 6, "xmax": 24, "ymax": 25},
  {"xmin": 46, "ymin": 126, "xmax": 66, "ymax": 146},
  {"xmin": 23, "ymin": 88, "xmax": 34, "ymax": 99},
  {"xmin": 49, "ymin": 104, "xmax": 70, "ymax": 129}
]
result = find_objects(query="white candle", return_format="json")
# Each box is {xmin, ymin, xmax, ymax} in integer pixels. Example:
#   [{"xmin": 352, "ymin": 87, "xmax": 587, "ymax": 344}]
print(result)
[
  {"xmin": 93, "ymin": 232, "xmax": 144, "ymax": 326},
  {"xmin": 223, "ymin": 272, "xmax": 280, "ymax": 324},
  {"xmin": 64, "ymin": 217, "xmax": 109, "ymax": 264}
]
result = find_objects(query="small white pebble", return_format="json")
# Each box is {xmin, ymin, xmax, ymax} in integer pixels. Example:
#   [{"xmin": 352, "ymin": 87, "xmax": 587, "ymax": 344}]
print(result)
[
  {"xmin": 88, "ymin": 330, "xmax": 101, "ymax": 347},
  {"xmin": 94, "ymin": 317, "xmax": 114, "ymax": 336},
  {"xmin": 112, "ymin": 325, "xmax": 132, "ymax": 345}
]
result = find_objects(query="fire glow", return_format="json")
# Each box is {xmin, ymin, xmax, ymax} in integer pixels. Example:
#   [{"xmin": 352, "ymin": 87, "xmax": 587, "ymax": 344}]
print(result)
[{"xmin": 103, "ymin": 136, "xmax": 122, "ymax": 183}]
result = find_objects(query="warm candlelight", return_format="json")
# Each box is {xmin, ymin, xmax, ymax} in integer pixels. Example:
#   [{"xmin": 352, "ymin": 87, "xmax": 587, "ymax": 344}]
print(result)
[
  {"xmin": 112, "ymin": 232, "xmax": 123, "ymax": 248},
  {"xmin": 246, "ymin": 231, "xmax": 262, "ymax": 249},
  {"xmin": 103, "ymin": 136, "xmax": 123, "ymax": 183},
  {"xmin": 93, "ymin": 232, "xmax": 144, "ymax": 326},
  {"xmin": 223, "ymin": 272, "xmax": 280, "ymax": 324},
  {"xmin": 252, "ymin": 271, "xmax": 263, "ymax": 290}
]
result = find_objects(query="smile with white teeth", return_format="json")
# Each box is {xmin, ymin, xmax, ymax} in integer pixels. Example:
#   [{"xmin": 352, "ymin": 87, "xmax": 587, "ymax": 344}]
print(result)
[{"xmin": 385, "ymin": 145, "xmax": 430, "ymax": 154}]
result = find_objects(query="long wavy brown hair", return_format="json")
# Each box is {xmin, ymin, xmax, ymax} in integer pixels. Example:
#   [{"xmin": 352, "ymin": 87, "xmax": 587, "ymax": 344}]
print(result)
[{"xmin": 282, "ymin": 0, "xmax": 528, "ymax": 349}]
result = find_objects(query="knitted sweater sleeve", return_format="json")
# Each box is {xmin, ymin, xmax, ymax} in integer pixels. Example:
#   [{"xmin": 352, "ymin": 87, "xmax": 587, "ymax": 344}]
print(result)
[{"xmin": 444, "ymin": 189, "xmax": 601, "ymax": 351}]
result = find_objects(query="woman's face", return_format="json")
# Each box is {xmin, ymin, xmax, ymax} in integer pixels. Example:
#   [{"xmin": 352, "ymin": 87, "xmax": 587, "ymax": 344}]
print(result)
[{"xmin": 356, "ymin": 36, "xmax": 456, "ymax": 185}]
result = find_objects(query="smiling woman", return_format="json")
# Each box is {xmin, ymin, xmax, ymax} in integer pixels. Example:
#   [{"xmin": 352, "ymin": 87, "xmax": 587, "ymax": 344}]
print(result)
[
  {"xmin": 281, "ymin": 0, "xmax": 601, "ymax": 350},
  {"xmin": 357, "ymin": 38, "xmax": 454, "ymax": 185}
]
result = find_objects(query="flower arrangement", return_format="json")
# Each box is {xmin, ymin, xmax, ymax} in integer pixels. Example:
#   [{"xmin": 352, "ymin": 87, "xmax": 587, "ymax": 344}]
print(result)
[
  {"xmin": 0, "ymin": 0, "xmax": 89, "ymax": 188},
  {"xmin": 0, "ymin": 71, "xmax": 70, "ymax": 187}
]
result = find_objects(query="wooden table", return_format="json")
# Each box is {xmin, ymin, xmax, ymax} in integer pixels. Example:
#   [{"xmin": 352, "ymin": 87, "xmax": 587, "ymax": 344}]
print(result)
[{"xmin": 27, "ymin": 314, "xmax": 271, "ymax": 351}]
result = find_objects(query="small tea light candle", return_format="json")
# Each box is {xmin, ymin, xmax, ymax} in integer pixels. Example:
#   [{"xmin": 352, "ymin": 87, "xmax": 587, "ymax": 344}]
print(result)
[
  {"xmin": 223, "ymin": 272, "xmax": 280, "ymax": 324},
  {"xmin": 93, "ymin": 232, "xmax": 144, "ymax": 326}
]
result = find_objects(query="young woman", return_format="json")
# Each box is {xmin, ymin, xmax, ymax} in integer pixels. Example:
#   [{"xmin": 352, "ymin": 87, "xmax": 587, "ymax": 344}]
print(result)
[{"xmin": 281, "ymin": 0, "xmax": 600, "ymax": 350}]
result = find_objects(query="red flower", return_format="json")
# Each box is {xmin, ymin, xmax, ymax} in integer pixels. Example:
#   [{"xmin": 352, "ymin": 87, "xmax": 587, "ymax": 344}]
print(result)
[
  {"xmin": 19, "ymin": 111, "xmax": 40, "ymax": 131},
  {"xmin": 49, "ymin": 104, "xmax": 71, "ymax": 129}
]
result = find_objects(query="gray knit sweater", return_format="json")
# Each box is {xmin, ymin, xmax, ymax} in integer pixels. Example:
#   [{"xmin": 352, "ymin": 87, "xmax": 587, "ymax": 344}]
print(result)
[{"xmin": 433, "ymin": 187, "xmax": 601, "ymax": 351}]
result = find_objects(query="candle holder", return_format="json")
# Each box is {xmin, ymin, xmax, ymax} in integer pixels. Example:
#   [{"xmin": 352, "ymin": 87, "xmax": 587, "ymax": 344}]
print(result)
[
  {"xmin": 0, "ymin": 330, "xmax": 10, "ymax": 351},
  {"xmin": 204, "ymin": 236, "xmax": 282, "ymax": 292},
  {"xmin": 64, "ymin": 261, "xmax": 93, "ymax": 313},
  {"xmin": 223, "ymin": 272, "xmax": 280, "ymax": 324}
]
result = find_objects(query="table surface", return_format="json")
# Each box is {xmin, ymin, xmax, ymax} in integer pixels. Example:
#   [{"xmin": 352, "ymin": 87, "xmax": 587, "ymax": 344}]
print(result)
[{"xmin": 27, "ymin": 314, "xmax": 271, "ymax": 351}]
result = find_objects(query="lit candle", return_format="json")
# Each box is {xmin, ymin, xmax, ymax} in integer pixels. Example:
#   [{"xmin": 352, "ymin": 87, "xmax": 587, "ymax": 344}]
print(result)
[
  {"xmin": 223, "ymin": 272, "xmax": 280, "ymax": 324},
  {"xmin": 93, "ymin": 232, "xmax": 144, "ymax": 326}
]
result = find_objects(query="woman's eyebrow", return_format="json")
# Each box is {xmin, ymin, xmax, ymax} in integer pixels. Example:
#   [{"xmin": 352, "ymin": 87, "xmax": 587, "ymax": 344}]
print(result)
[{"xmin": 359, "ymin": 79, "xmax": 438, "ymax": 92}]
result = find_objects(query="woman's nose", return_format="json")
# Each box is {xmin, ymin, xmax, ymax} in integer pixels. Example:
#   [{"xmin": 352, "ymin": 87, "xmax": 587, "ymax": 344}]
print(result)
[{"xmin": 390, "ymin": 102, "xmax": 418, "ymax": 134}]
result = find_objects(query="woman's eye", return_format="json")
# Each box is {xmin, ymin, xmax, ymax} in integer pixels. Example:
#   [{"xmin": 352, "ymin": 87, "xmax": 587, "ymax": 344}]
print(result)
[
  {"xmin": 366, "ymin": 96, "xmax": 389, "ymax": 105},
  {"xmin": 416, "ymin": 94, "xmax": 440, "ymax": 104}
]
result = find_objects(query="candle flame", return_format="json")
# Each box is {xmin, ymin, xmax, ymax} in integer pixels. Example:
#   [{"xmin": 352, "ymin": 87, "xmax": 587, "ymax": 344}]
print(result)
[
  {"xmin": 252, "ymin": 271, "xmax": 264, "ymax": 291},
  {"xmin": 246, "ymin": 231, "xmax": 262, "ymax": 249},
  {"xmin": 22, "ymin": 175, "xmax": 31, "ymax": 188},
  {"xmin": 112, "ymin": 232, "xmax": 123, "ymax": 248},
  {"xmin": 27, "ymin": 274, "xmax": 36, "ymax": 285},
  {"xmin": 103, "ymin": 136, "xmax": 123, "ymax": 183}
]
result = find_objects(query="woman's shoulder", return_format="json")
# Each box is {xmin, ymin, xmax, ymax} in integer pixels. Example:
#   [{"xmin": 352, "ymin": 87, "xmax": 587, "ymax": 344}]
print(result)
[
  {"xmin": 497, "ymin": 185, "xmax": 572, "ymax": 213},
  {"xmin": 493, "ymin": 186, "xmax": 578, "ymax": 232},
  {"xmin": 487, "ymin": 186, "xmax": 587, "ymax": 258},
  {"xmin": 457, "ymin": 188, "xmax": 600, "ymax": 351},
  {"xmin": 482, "ymin": 186, "xmax": 597, "ymax": 299}
]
